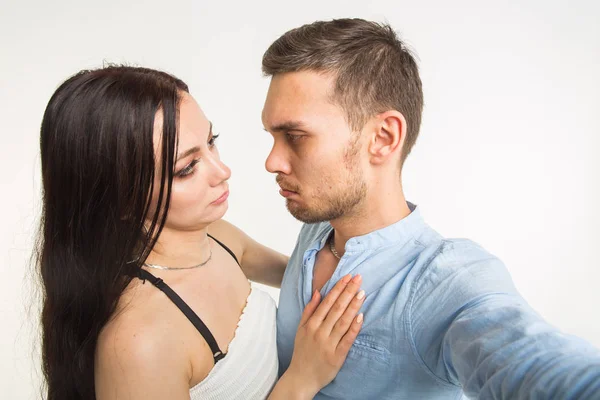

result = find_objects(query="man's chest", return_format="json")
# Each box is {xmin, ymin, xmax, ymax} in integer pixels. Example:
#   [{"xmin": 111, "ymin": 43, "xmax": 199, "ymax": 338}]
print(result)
[{"xmin": 311, "ymin": 249, "xmax": 339, "ymax": 293}]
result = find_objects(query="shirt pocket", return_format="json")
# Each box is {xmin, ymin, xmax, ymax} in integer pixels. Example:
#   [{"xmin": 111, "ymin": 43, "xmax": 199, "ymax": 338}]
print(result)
[
  {"xmin": 320, "ymin": 334, "xmax": 392, "ymax": 399},
  {"xmin": 348, "ymin": 334, "xmax": 391, "ymax": 364}
]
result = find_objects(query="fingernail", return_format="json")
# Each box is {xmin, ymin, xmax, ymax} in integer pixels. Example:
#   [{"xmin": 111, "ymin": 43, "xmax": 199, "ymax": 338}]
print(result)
[
  {"xmin": 312, "ymin": 290, "xmax": 318, "ymax": 300},
  {"xmin": 357, "ymin": 313, "xmax": 364, "ymax": 323},
  {"xmin": 342, "ymin": 274, "xmax": 352, "ymax": 284},
  {"xmin": 352, "ymin": 274, "xmax": 362, "ymax": 283},
  {"xmin": 356, "ymin": 290, "xmax": 365, "ymax": 300}
]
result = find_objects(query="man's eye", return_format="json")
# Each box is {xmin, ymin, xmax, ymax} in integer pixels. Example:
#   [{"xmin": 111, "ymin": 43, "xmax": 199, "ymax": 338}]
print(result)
[{"xmin": 286, "ymin": 133, "xmax": 302, "ymax": 142}]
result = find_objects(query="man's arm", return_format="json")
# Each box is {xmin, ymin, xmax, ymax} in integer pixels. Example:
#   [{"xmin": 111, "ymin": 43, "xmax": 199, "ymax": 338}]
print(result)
[
  {"xmin": 410, "ymin": 240, "xmax": 600, "ymax": 399},
  {"xmin": 208, "ymin": 219, "xmax": 289, "ymax": 287},
  {"xmin": 441, "ymin": 293, "xmax": 600, "ymax": 398}
]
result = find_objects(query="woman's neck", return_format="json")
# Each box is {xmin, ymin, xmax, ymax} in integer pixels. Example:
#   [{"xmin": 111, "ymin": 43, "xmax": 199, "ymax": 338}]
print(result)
[{"xmin": 145, "ymin": 226, "xmax": 211, "ymax": 268}]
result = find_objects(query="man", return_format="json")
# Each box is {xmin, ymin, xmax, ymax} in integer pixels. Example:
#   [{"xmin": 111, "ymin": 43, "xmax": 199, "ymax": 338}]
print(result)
[{"xmin": 261, "ymin": 18, "xmax": 600, "ymax": 399}]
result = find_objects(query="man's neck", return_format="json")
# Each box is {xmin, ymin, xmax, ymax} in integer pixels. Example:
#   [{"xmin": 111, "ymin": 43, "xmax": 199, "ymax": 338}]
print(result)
[{"xmin": 330, "ymin": 183, "xmax": 410, "ymax": 253}]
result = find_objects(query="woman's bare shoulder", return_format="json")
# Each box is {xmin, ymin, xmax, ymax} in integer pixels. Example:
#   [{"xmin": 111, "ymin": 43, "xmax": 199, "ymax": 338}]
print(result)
[
  {"xmin": 94, "ymin": 281, "xmax": 211, "ymax": 399},
  {"xmin": 207, "ymin": 219, "xmax": 247, "ymax": 261}
]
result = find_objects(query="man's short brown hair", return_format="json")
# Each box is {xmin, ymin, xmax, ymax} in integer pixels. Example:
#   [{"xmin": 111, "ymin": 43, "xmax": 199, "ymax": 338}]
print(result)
[{"xmin": 262, "ymin": 18, "xmax": 424, "ymax": 164}]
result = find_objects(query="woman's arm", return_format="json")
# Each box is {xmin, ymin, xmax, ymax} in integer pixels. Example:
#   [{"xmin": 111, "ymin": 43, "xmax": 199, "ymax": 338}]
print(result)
[{"xmin": 208, "ymin": 219, "xmax": 288, "ymax": 287}]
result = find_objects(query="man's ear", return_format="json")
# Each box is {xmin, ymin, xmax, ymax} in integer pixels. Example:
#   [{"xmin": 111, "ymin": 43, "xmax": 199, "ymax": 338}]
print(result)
[{"xmin": 367, "ymin": 110, "xmax": 407, "ymax": 165}]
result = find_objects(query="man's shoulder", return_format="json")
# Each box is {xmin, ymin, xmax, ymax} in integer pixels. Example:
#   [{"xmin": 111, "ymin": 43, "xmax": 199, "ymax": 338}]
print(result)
[
  {"xmin": 434, "ymin": 238, "xmax": 499, "ymax": 264},
  {"xmin": 412, "ymin": 237, "xmax": 517, "ymax": 302}
]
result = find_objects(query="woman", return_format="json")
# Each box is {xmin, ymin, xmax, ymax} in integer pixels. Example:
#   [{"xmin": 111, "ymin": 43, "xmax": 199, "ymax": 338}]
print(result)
[{"xmin": 37, "ymin": 66, "xmax": 365, "ymax": 399}]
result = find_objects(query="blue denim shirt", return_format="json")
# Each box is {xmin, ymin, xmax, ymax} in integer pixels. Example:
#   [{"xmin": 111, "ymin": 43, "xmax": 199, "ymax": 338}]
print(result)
[{"xmin": 276, "ymin": 205, "xmax": 600, "ymax": 399}]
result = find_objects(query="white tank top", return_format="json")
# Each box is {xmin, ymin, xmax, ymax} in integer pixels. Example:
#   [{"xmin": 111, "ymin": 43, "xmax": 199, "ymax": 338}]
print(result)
[{"xmin": 190, "ymin": 286, "xmax": 279, "ymax": 399}]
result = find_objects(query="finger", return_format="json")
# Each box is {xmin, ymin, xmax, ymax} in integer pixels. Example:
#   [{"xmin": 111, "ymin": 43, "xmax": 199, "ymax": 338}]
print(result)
[
  {"xmin": 321, "ymin": 275, "xmax": 363, "ymax": 334},
  {"xmin": 335, "ymin": 313, "xmax": 363, "ymax": 357},
  {"xmin": 309, "ymin": 274, "xmax": 352, "ymax": 324},
  {"xmin": 329, "ymin": 287, "xmax": 366, "ymax": 342},
  {"xmin": 299, "ymin": 290, "xmax": 322, "ymax": 326}
]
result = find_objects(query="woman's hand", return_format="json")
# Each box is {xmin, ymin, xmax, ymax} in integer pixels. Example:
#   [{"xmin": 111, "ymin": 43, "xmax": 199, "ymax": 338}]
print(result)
[{"xmin": 269, "ymin": 274, "xmax": 365, "ymax": 399}]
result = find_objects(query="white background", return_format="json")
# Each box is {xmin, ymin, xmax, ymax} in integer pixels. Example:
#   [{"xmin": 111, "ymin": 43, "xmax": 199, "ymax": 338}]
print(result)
[{"xmin": 1, "ymin": 0, "xmax": 599, "ymax": 398}]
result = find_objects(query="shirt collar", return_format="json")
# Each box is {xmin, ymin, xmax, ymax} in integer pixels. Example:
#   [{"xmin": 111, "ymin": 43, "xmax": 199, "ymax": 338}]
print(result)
[{"xmin": 313, "ymin": 202, "xmax": 425, "ymax": 254}]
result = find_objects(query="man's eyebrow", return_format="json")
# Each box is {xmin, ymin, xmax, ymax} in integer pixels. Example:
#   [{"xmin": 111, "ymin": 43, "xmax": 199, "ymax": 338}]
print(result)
[
  {"xmin": 176, "ymin": 122, "xmax": 212, "ymax": 161},
  {"xmin": 264, "ymin": 121, "xmax": 306, "ymax": 132}
]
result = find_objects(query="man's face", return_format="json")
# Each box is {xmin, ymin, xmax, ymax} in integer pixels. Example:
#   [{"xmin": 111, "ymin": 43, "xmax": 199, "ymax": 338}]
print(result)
[{"xmin": 262, "ymin": 71, "xmax": 366, "ymax": 223}]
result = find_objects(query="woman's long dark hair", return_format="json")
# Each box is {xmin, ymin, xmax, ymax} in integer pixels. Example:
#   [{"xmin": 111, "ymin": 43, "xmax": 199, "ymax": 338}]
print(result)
[{"xmin": 37, "ymin": 66, "xmax": 189, "ymax": 399}]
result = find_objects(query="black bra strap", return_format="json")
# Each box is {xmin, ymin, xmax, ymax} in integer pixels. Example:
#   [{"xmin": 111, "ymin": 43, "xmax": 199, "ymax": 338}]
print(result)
[
  {"xmin": 208, "ymin": 233, "xmax": 240, "ymax": 266},
  {"xmin": 138, "ymin": 269, "xmax": 226, "ymax": 364}
]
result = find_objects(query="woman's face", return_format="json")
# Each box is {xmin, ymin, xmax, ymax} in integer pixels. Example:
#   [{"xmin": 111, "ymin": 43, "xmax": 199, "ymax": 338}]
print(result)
[{"xmin": 149, "ymin": 92, "xmax": 231, "ymax": 232}]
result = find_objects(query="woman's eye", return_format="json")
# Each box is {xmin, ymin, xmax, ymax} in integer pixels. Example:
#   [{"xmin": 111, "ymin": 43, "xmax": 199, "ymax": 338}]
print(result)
[
  {"xmin": 176, "ymin": 159, "xmax": 200, "ymax": 178},
  {"xmin": 208, "ymin": 134, "xmax": 220, "ymax": 147}
]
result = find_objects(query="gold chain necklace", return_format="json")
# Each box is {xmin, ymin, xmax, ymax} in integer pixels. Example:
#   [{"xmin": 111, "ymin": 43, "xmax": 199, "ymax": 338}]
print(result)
[{"xmin": 329, "ymin": 232, "xmax": 342, "ymax": 260}]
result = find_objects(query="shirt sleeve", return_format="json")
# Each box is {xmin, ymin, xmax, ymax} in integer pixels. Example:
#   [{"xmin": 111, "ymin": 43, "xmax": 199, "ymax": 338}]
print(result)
[{"xmin": 409, "ymin": 239, "xmax": 600, "ymax": 399}]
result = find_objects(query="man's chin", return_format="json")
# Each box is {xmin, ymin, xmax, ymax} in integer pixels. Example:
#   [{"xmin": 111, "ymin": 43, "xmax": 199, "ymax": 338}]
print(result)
[{"xmin": 286, "ymin": 201, "xmax": 329, "ymax": 224}]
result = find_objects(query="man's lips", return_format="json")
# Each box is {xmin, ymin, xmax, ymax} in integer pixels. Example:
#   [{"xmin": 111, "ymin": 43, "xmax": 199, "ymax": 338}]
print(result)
[{"xmin": 278, "ymin": 186, "xmax": 298, "ymax": 198}]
